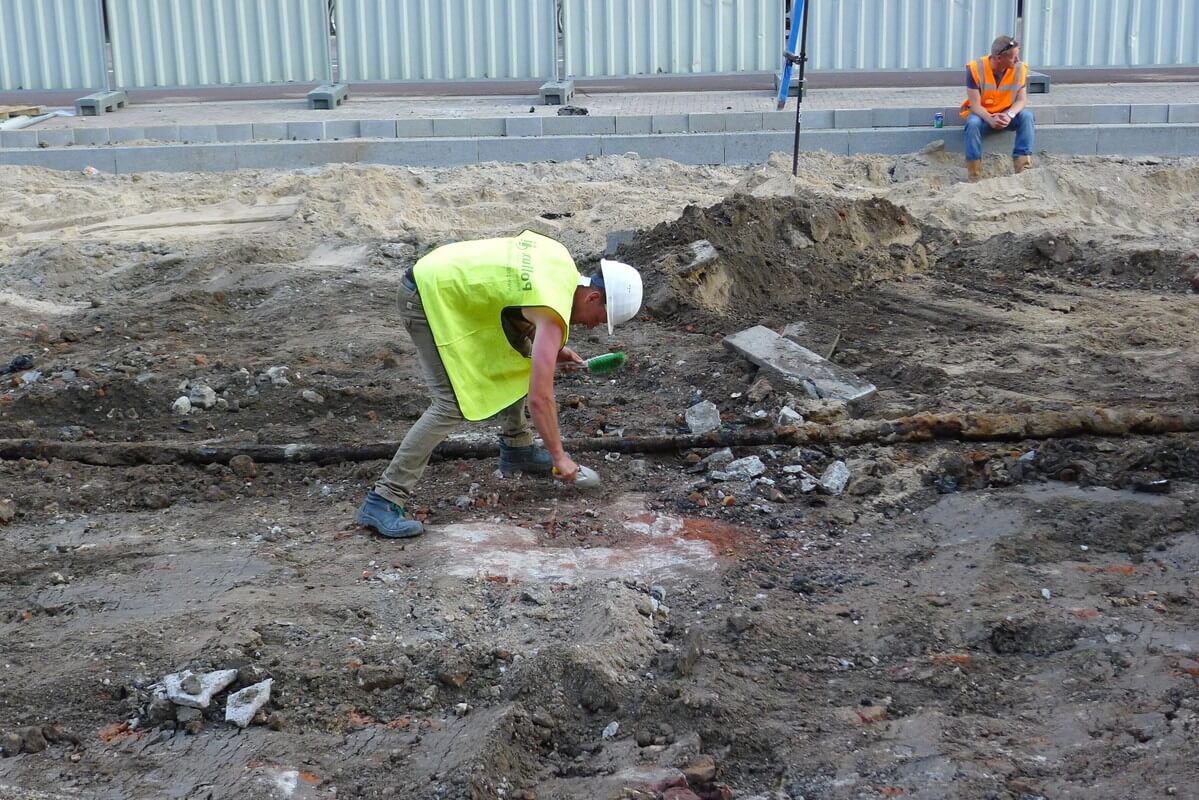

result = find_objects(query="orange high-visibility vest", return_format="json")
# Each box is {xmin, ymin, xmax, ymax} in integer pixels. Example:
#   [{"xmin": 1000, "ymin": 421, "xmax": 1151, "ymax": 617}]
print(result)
[{"xmin": 960, "ymin": 57, "xmax": 1028, "ymax": 118}]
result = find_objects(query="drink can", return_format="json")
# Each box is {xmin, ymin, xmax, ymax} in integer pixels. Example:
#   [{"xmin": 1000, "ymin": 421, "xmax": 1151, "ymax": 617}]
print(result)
[{"xmin": 933, "ymin": 112, "xmax": 944, "ymax": 128}]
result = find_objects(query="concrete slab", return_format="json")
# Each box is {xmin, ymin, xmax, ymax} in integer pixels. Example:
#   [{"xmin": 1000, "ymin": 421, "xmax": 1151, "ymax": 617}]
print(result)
[
  {"xmin": 1168, "ymin": 103, "xmax": 1199, "ymax": 123},
  {"xmin": 650, "ymin": 114, "xmax": 688, "ymax": 134},
  {"xmin": 396, "ymin": 118, "xmax": 436, "ymax": 137},
  {"xmin": 355, "ymin": 139, "xmax": 480, "ymax": 168},
  {"xmin": 433, "ymin": 117, "xmax": 505, "ymax": 137},
  {"xmin": 505, "ymin": 116, "xmax": 543, "ymax": 137},
  {"xmin": 287, "ymin": 121, "xmax": 326, "ymax": 141},
  {"xmin": 834, "ymin": 108, "xmax": 872, "ymax": 129},
  {"xmin": 360, "ymin": 119, "xmax": 398, "ymax": 138},
  {"xmin": 108, "ymin": 127, "xmax": 147, "ymax": 143},
  {"xmin": 871, "ymin": 108, "xmax": 910, "ymax": 128},
  {"xmin": 763, "ymin": 111, "xmax": 794, "ymax": 131},
  {"xmin": 178, "ymin": 125, "xmax": 219, "ymax": 143},
  {"xmin": 217, "ymin": 124, "xmax": 254, "ymax": 142},
  {"xmin": 599, "ymin": 134, "xmax": 725, "ymax": 165},
  {"xmin": 0, "ymin": 148, "xmax": 118, "ymax": 173},
  {"xmin": 73, "ymin": 128, "xmax": 110, "ymax": 146},
  {"xmin": 1027, "ymin": 106, "xmax": 1053, "ymax": 125},
  {"xmin": 1096, "ymin": 125, "xmax": 1181, "ymax": 157},
  {"xmin": 688, "ymin": 113, "xmax": 728, "ymax": 133},
  {"xmin": 543, "ymin": 115, "xmax": 616, "ymax": 135},
  {"xmin": 1130, "ymin": 104, "xmax": 1170, "ymax": 124},
  {"xmin": 115, "ymin": 144, "xmax": 240, "ymax": 174},
  {"xmin": 615, "ymin": 115, "xmax": 653, "ymax": 135},
  {"xmin": 235, "ymin": 141, "xmax": 363, "ymax": 169},
  {"xmin": 324, "ymin": 120, "xmax": 361, "ymax": 140},
  {"xmin": 723, "ymin": 326, "xmax": 876, "ymax": 403},
  {"xmin": 1091, "ymin": 104, "xmax": 1131, "ymax": 124},
  {"xmin": 1036, "ymin": 125, "xmax": 1099, "ymax": 155},
  {"xmin": 0, "ymin": 131, "xmax": 39, "ymax": 149},
  {"xmin": 144, "ymin": 125, "xmax": 181, "ymax": 142},
  {"xmin": 848, "ymin": 128, "xmax": 943, "ymax": 155},
  {"xmin": 1055, "ymin": 105, "xmax": 1094, "ymax": 124},
  {"xmin": 252, "ymin": 122, "xmax": 289, "ymax": 141},
  {"xmin": 37, "ymin": 129, "xmax": 75, "ymax": 148},
  {"xmin": 724, "ymin": 113, "xmax": 764, "ymax": 132},
  {"xmin": 480, "ymin": 136, "xmax": 601, "ymax": 163}
]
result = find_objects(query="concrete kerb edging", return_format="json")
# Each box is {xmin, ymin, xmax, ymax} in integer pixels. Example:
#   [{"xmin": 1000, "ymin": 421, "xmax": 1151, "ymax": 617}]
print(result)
[
  {"xmin": 1, "ymin": 102, "xmax": 1198, "ymax": 152},
  {"xmin": 2, "ymin": 124, "xmax": 1196, "ymax": 173}
]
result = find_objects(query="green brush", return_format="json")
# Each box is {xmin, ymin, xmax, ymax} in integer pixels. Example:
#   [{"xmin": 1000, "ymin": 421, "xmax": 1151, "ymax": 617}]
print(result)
[{"xmin": 585, "ymin": 351, "xmax": 626, "ymax": 376}]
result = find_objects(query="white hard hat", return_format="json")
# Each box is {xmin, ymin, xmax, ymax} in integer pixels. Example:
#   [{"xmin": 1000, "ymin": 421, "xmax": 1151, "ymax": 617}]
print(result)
[{"xmin": 599, "ymin": 259, "xmax": 643, "ymax": 334}]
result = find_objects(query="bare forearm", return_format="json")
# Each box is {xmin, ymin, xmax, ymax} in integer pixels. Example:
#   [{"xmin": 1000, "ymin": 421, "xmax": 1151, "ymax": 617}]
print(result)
[{"xmin": 528, "ymin": 389, "xmax": 564, "ymax": 458}]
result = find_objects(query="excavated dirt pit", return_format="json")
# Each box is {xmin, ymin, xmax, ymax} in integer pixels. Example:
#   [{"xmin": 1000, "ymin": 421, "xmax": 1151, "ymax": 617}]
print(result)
[{"xmin": 2, "ymin": 152, "xmax": 1198, "ymax": 800}]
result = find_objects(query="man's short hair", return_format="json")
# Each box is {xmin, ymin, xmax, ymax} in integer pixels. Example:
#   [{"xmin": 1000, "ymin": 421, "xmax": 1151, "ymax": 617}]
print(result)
[{"xmin": 991, "ymin": 35, "xmax": 1019, "ymax": 56}]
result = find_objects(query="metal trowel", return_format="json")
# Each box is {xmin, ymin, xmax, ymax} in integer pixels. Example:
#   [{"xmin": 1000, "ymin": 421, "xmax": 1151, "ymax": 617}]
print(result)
[{"xmin": 554, "ymin": 464, "xmax": 602, "ymax": 488}]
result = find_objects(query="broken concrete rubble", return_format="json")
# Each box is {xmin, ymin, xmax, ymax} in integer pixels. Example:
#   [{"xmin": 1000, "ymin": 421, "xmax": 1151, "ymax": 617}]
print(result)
[
  {"xmin": 723, "ymin": 326, "xmax": 876, "ymax": 403},
  {"xmin": 162, "ymin": 669, "xmax": 238, "ymax": 709},
  {"xmin": 685, "ymin": 401, "xmax": 721, "ymax": 434},
  {"xmin": 225, "ymin": 679, "xmax": 272, "ymax": 728}
]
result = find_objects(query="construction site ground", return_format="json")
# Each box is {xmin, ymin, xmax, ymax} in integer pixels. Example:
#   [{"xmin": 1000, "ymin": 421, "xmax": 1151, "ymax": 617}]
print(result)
[{"xmin": 1, "ymin": 144, "xmax": 1198, "ymax": 800}]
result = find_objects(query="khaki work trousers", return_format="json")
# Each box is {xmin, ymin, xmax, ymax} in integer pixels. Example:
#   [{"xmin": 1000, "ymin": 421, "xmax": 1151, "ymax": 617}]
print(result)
[{"xmin": 373, "ymin": 282, "xmax": 534, "ymax": 506}]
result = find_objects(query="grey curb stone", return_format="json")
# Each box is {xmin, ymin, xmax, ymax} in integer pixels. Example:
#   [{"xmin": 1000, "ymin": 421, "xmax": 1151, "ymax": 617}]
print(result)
[
  {"xmin": 505, "ymin": 117, "xmax": 543, "ymax": 137},
  {"xmin": 115, "ymin": 145, "xmax": 239, "ymax": 174},
  {"xmin": 252, "ymin": 123, "xmax": 289, "ymax": 141},
  {"xmin": 600, "ymin": 133, "xmax": 725, "ymax": 164},
  {"xmin": 74, "ymin": 128, "xmax": 110, "ymax": 146},
  {"xmin": 834, "ymin": 109, "xmax": 872, "ymax": 129},
  {"xmin": 144, "ymin": 125, "xmax": 180, "ymax": 142},
  {"xmin": 615, "ymin": 115, "xmax": 652, "ymax": 135},
  {"xmin": 1130, "ymin": 104, "xmax": 1169, "ymax": 124},
  {"xmin": 325, "ymin": 120, "xmax": 361, "ymax": 140},
  {"xmin": 1168, "ymin": 103, "xmax": 1199, "ymax": 123},
  {"xmin": 1097, "ymin": 125, "xmax": 1181, "ymax": 157},
  {"xmin": 396, "ymin": 118, "xmax": 435, "ymax": 137},
  {"xmin": 480, "ymin": 136, "xmax": 601, "ymax": 163},
  {"xmin": 687, "ymin": 113, "xmax": 728, "ymax": 133},
  {"xmin": 543, "ymin": 115, "xmax": 615, "ymax": 135},
  {"xmin": 871, "ymin": 108, "xmax": 910, "ymax": 128},
  {"xmin": 1092, "ymin": 104, "xmax": 1131, "ymax": 124},
  {"xmin": 724, "ymin": 113, "xmax": 764, "ymax": 132},
  {"xmin": 650, "ymin": 114, "xmax": 688, "ymax": 134},
  {"xmin": 1, "ymin": 131, "xmax": 39, "ymax": 148},
  {"xmin": 108, "ymin": 127, "xmax": 147, "ymax": 143},
  {"xmin": 179, "ymin": 125, "xmax": 219, "ymax": 143},
  {"xmin": 37, "ymin": 129, "xmax": 76, "ymax": 148},
  {"xmin": 1054, "ymin": 106, "xmax": 1094, "ymax": 124},
  {"xmin": 433, "ymin": 117, "xmax": 505, "ymax": 137},
  {"xmin": 360, "ymin": 120, "xmax": 398, "ymax": 138},
  {"xmin": 217, "ymin": 124, "xmax": 254, "ymax": 142},
  {"xmin": 287, "ymin": 121, "xmax": 326, "ymax": 141}
]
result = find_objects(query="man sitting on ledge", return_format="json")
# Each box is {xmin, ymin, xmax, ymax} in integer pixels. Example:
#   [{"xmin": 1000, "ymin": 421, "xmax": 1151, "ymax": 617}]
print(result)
[{"xmin": 961, "ymin": 34, "xmax": 1035, "ymax": 182}]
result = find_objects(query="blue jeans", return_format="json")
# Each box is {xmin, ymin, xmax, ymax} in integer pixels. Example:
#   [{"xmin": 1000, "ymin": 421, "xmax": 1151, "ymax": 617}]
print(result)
[{"xmin": 964, "ymin": 110, "xmax": 1035, "ymax": 161}]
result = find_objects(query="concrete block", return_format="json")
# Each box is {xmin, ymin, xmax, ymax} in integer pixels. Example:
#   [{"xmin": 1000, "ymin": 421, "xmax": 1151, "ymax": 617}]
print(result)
[
  {"xmin": 287, "ymin": 121, "xmax": 326, "ymax": 141},
  {"xmin": 688, "ymin": 113, "xmax": 729, "ymax": 133},
  {"xmin": 543, "ymin": 115, "xmax": 615, "ymax": 135},
  {"xmin": 307, "ymin": 83, "xmax": 349, "ymax": 110},
  {"xmin": 834, "ymin": 108, "xmax": 872, "ymax": 129},
  {"xmin": 324, "ymin": 120, "xmax": 362, "ymax": 140},
  {"xmin": 480, "ymin": 136, "xmax": 602, "ymax": 163},
  {"xmin": 1055, "ymin": 105, "xmax": 1093, "ymax": 124},
  {"xmin": 1177, "ymin": 125, "xmax": 1199, "ymax": 156},
  {"xmin": 799, "ymin": 130, "xmax": 851, "ymax": 156},
  {"xmin": 1036, "ymin": 125, "xmax": 1099, "ymax": 155},
  {"xmin": 1130, "ymin": 104, "xmax": 1170, "ymax": 124},
  {"xmin": 432, "ymin": 117, "xmax": 505, "ymax": 137},
  {"xmin": 1168, "ymin": 103, "xmax": 1199, "ymax": 123},
  {"xmin": 114, "ymin": 145, "xmax": 239, "ymax": 174},
  {"xmin": 1027, "ymin": 106, "xmax": 1053, "ymax": 125},
  {"xmin": 724, "ymin": 113, "xmax": 765, "ymax": 132},
  {"xmin": 178, "ymin": 125, "xmax": 219, "ymax": 143},
  {"xmin": 74, "ymin": 89, "xmax": 127, "ymax": 116},
  {"xmin": 763, "ymin": 111, "xmax": 792, "ymax": 130},
  {"xmin": 723, "ymin": 326, "xmax": 876, "ymax": 403},
  {"xmin": 942, "ymin": 107, "xmax": 966, "ymax": 127},
  {"xmin": 360, "ymin": 119, "xmax": 398, "ymax": 138},
  {"xmin": 800, "ymin": 109, "xmax": 835, "ymax": 130},
  {"xmin": 978, "ymin": 130, "xmax": 1017, "ymax": 155},
  {"xmin": 1027, "ymin": 69, "xmax": 1052, "ymax": 94},
  {"xmin": 615, "ymin": 115, "xmax": 652, "ymax": 135},
  {"xmin": 650, "ymin": 114, "xmax": 688, "ymax": 134},
  {"xmin": 73, "ymin": 128, "xmax": 110, "ymax": 146},
  {"xmin": 143, "ymin": 125, "xmax": 180, "ymax": 142},
  {"xmin": 234, "ymin": 141, "xmax": 362, "ymax": 170},
  {"xmin": 908, "ymin": 107, "xmax": 945, "ymax": 128},
  {"xmin": 252, "ymin": 123, "xmax": 289, "ymax": 141},
  {"xmin": 217, "ymin": 124, "xmax": 254, "ymax": 142},
  {"xmin": 0, "ymin": 147, "xmax": 118, "ymax": 173},
  {"xmin": 1097, "ymin": 125, "xmax": 1180, "ymax": 157},
  {"xmin": 36, "ymin": 129, "xmax": 75, "ymax": 148},
  {"xmin": 356, "ymin": 139, "xmax": 480, "ymax": 168},
  {"xmin": 871, "ymin": 108, "xmax": 911, "ymax": 128},
  {"xmin": 1092, "ymin": 104, "xmax": 1131, "ymax": 125},
  {"xmin": 505, "ymin": 116, "xmax": 543, "ymax": 137},
  {"xmin": 108, "ymin": 127, "xmax": 147, "ymax": 143},
  {"xmin": 599, "ymin": 134, "xmax": 725, "ymax": 165},
  {"xmin": 724, "ymin": 132, "xmax": 793, "ymax": 165},
  {"xmin": 848, "ymin": 128, "xmax": 944, "ymax": 156},
  {"xmin": 539, "ymin": 79, "xmax": 575, "ymax": 106},
  {"xmin": 395, "ymin": 119, "xmax": 435, "ymax": 138},
  {"xmin": 1, "ymin": 131, "xmax": 39, "ymax": 149}
]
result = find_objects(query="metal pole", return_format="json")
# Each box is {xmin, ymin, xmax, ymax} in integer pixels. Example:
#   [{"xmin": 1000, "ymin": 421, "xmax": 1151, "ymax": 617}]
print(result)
[{"xmin": 789, "ymin": 0, "xmax": 811, "ymax": 177}]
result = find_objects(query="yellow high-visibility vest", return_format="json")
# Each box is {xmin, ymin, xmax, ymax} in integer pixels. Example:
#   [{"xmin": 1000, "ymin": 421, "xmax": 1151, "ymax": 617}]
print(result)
[
  {"xmin": 414, "ymin": 230, "xmax": 579, "ymax": 421},
  {"xmin": 960, "ymin": 57, "xmax": 1028, "ymax": 118}
]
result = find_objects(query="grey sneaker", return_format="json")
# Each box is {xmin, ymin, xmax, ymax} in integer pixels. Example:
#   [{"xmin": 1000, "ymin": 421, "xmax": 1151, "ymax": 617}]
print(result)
[
  {"xmin": 355, "ymin": 490, "xmax": 424, "ymax": 538},
  {"xmin": 498, "ymin": 443, "xmax": 553, "ymax": 475}
]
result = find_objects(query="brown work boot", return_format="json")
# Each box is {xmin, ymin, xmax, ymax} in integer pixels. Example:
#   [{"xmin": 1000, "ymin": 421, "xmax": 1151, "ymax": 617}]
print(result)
[
  {"xmin": 1013, "ymin": 155, "xmax": 1033, "ymax": 175},
  {"xmin": 966, "ymin": 160, "xmax": 983, "ymax": 182}
]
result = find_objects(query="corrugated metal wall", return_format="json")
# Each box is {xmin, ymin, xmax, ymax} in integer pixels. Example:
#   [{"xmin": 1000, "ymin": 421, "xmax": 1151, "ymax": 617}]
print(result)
[
  {"xmin": 0, "ymin": 0, "xmax": 108, "ymax": 91},
  {"xmin": 335, "ymin": 0, "xmax": 558, "ymax": 82},
  {"xmin": 806, "ymin": 0, "xmax": 1017, "ymax": 71},
  {"xmin": 1025, "ymin": 0, "xmax": 1199, "ymax": 67},
  {"xmin": 562, "ymin": 0, "xmax": 783, "ymax": 77},
  {"xmin": 106, "ymin": 0, "xmax": 331, "ymax": 89}
]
